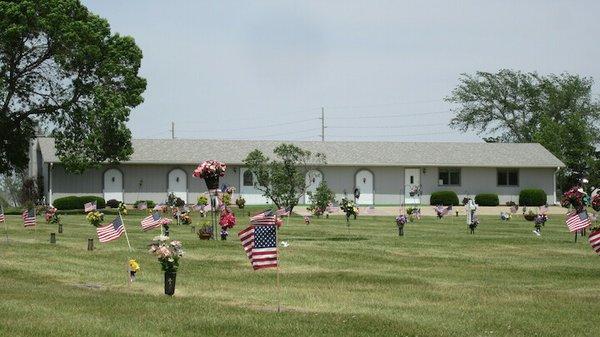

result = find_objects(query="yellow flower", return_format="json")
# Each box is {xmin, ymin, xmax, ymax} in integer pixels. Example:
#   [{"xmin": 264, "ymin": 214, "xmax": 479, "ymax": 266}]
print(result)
[{"xmin": 128, "ymin": 259, "xmax": 140, "ymax": 272}]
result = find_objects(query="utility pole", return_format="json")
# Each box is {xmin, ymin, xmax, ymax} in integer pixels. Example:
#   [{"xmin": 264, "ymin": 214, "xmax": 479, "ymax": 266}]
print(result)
[
  {"xmin": 320, "ymin": 107, "xmax": 325, "ymax": 141},
  {"xmin": 171, "ymin": 122, "xmax": 175, "ymax": 139}
]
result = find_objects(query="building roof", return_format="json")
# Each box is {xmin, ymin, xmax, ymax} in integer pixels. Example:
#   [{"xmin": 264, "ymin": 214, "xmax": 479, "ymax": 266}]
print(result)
[{"xmin": 36, "ymin": 137, "xmax": 565, "ymax": 168}]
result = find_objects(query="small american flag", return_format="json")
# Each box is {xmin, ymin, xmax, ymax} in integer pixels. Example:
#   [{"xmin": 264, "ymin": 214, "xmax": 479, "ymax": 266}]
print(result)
[
  {"xmin": 153, "ymin": 204, "xmax": 164, "ymax": 211},
  {"xmin": 0, "ymin": 205, "xmax": 5, "ymax": 222},
  {"xmin": 137, "ymin": 202, "xmax": 147, "ymax": 210},
  {"xmin": 238, "ymin": 223, "xmax": 278, "ymax": 270},
  {"xmin": 84, "ymin": 201, "xmax": 97, "ymax": 212},
  {"xmin": 589, "ymin": 230, "xmax": 600, "ymax": 255},
  {"xmin": 434, "ymin": 205, "xmax": 451, "ymax": 217},
  {"xmin": 250, "ymin": 210, "xmax": 275, "ymax": 223},
  {"xmin": 96, "ymin": 216, "xmax": 124, "ymax": 243},
  {"xmin": 22, "ymin": 209, "xmax": 36, "ymax": 227},
  {"xmin": 566, "ymin": 211, "xmax": 591, "ymax": 233},
  {"xmin": 141, "ymin": 212, "xmax": 162, "ymax": 231},
  {"xmin": 275, "ymin": 207, "xmax": 290, "ymax": 217}
]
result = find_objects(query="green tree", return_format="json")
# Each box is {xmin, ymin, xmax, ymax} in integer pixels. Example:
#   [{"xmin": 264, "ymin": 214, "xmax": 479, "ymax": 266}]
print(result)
[
  {"xmin": 0, "ymin": 0, "xmax": 146, "ymax": 174},
  {"xmin": 243, "ymin": 143, "xmax": 325, "ymax": 212},
  {"xmin": 307, "ymin": 181, "xmax": 335, "ymax": 217},
  {"xmin": 0, "ymin": 171, "xmax": 23, "ymax": 206},
  {"xmin": 446, "ymin": 70, "xmax": 600, "ymax": 191}
]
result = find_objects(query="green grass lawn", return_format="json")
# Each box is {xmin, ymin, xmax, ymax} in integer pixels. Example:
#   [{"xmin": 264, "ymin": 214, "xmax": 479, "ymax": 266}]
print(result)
[{"xmin": 0, "ymin": 211, "xmax": 599, "ymax": 337}]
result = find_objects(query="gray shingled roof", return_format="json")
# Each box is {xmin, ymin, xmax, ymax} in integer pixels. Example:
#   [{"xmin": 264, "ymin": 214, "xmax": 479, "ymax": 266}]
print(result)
[{"xmin": 36, "ymin": 137, "xmax": 564, "ymax": 168}]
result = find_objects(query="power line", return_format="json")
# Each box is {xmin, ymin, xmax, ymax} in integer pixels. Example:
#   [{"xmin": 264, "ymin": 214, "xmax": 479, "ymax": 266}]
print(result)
[
  {"xmin": 328, "ymin": 122, "xmax": 449, "ymax": 130},
  {"xmin": 326, "ymin": 131, "xmax": 459, "ymax": 139},
  {"xmin": 325, "ymin": 99, "xmax": 444, "ymax": 110},
  {"xmin": 327, "ymin": 110, "xmax": 453, "ymax": 120},
  {"xmin": 176, "ymin": 118, "xmax": 318, "ymax": 133}
]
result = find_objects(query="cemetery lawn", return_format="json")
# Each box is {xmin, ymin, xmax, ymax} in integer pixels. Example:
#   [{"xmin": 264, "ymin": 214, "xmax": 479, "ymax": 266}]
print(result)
[{"xmin": 1, "ymin": 211, "xmax": 599, "ymax": 337}]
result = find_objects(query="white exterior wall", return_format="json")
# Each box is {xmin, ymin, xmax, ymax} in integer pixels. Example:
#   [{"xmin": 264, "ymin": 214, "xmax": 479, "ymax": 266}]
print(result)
[{"xmin": 47, "ymin": 163, "xmax": 557, "ymax": 206}]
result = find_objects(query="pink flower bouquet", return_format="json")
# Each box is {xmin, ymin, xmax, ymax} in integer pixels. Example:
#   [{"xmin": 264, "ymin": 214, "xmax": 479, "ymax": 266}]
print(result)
[{"xmin": 193, "ymin": 160, "xmax": 227, "ymax": 189}]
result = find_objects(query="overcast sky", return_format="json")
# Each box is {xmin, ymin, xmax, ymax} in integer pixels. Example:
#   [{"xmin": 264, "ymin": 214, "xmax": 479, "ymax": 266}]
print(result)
[{"xmin": 82, "ymin": 0, "xmax": 600, "ymax": 142}]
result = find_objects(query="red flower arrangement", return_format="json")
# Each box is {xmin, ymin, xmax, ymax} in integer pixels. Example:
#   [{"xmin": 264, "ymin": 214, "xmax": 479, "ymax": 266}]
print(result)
[
  {"xmin": 193, "ymin": 160, "xmax": 227, "ymax": 190},
  {"xmin": 561, "ymin": 187, "xmax": 587, "ymax": 212},
  {"xmin": 193, "ymin": 160, "xmax": 227, "ymax": 179},
  {"xmin": 219, "ymin": 209, "xmax": 236, "ymax": 229}
]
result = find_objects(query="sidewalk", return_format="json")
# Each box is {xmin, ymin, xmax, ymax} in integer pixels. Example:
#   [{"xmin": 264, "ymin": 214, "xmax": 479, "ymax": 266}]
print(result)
[{"xmin": 293, "ymin": 205, "xmax": 567, "ymax": 217}]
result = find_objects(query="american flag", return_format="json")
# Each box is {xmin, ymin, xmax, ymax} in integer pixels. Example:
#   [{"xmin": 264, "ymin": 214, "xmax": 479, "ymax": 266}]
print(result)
[
  {"xmin": 238, "ymin": 225, "xmax": 278, "ymax": 270},
  {"xmin": 84, "ymin": 201, "xmax": 97, "ymax": 212},
  {"xmin": 137, "ymin": 201, "xmax": 147, "ymax": 210},
  {"xmin": 250, "ymin": 210, "xmax": 275, "ymax": 223},
  {"xmin": 589, "ymin": 230, "xmax": 600, "ymax": 255},
  {"xmin": 434, "ymin": 205, "xmax": 452, "ymax": 217},
  {"xmin": 96, "ymin": 216, "xmax": 124, "ymax": 243},
  {"xmin": 0, "ymin": 205, "xmax": 4, "ymax": 222},
  {"xmin": 275, "ymin": 207, "xmax": 290, "ymax": 217},
  {"xmin": 566, "ymin": 211, "xmax": 591, "ymax": 233},
  {"xmin": 141, "ymin": 212, "xmax": 162, "ymax": 231},
  {"xmin": 22, "ymin": 209, "xmax": 36, "ymax": 227},
  {"xmin": 153, "ymin": 204, "xmax": 164, "ymax": 211}
]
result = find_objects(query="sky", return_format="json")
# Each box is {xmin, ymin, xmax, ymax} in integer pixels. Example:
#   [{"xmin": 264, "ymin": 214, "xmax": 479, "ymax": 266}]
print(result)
[{"xmin": 81, "ymin": 0, "xmax": 600, "ymax": 142}]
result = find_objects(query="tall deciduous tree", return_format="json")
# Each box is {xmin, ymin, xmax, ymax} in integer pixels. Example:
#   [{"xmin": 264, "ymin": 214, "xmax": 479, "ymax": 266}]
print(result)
[
  {"xmin": 243, "ymin": 144, "xmax": 325, "ymax": 212},
  {"xmin": 446, "ymin": 70, "xmax": 600, "ymax": 192},
  {"xmin": 0, "ymin": 0, "xmax": 146, "ymax": 174}
]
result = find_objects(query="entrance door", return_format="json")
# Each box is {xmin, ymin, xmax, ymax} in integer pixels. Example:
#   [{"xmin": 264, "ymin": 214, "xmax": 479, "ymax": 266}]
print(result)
[
  {"xmin": 404, "ymin": 168, "xmax": 421, "ymax": 204},
  {"xmin": 355, "ymin": 170, "xmax": 374, "ymax": 205},
  {"xmin": 239, "ymin": 168, "xmax": 270, "ymax": 204},
  {"xmin": 304, "ymin": 170, "xmax": 323, "ymax": 204},
  {"xmin": 103, "ymin": 168, "xmax": 123, "ymax": 202},
  {"xmin": 168, "ymin": 169, "xmax": 188, "ymax": 203}
]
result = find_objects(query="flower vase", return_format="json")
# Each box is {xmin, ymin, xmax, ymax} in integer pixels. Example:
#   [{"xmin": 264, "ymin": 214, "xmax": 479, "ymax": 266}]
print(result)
[
  {"xmin": 398, "ymin": 226, "xmax": 404, "ymax": 236},
  {"xmin": 204, "ymin": 176, "xmax": 219, "ymax": 190},
  {"xmin": 164, "ymin": 272, "xmax": 177, "ymax": 296}
]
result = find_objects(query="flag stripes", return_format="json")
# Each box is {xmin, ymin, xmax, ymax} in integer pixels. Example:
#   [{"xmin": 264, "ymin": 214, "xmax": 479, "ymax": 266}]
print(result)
[
  {"xmin": 589, "ymin": 231, "xmax": 600, "ymax": 255},
  {"xmin": 0, "ymin": 205, "xmax": 5, "ymax": 222},
  {"xmin": 566, "ymin": 211, "xmax": 591, "ymax": 233},
  {"xmin": 141, "ymin": 212, "xmax": 162, "ymax": 231},
  {"xmin": 96, "ymin": 216, "xmax": 124, "ymax": 243},
  {"xmin": 84, "ymin": 201, "xmax": 97, "ymax": 212},
  {"xmin": 22, "ymin": 209, "xmax": 36, "ymax": 227}
]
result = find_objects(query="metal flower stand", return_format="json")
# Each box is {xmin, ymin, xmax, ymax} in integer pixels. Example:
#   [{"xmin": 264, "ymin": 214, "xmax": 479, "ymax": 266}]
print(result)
[{"xmin": 209, "ymin": 189, "xmax": 218, "ymax": 240}]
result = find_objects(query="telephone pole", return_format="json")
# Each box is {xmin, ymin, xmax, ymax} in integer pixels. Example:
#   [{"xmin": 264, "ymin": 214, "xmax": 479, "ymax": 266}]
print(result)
[
  {"xmin": 320, "ymin": 107, "xmax": 325, "ymax": 141},
  {"xmin": 171, "ymin": 122, "xmax": 175, "ymax": 139}
]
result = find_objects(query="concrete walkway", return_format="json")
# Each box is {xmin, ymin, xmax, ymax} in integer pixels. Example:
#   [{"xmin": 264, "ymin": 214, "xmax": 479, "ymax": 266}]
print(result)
[{"xmin": 293, "ymin": 205, "xmax": 568, "ymax": 217}]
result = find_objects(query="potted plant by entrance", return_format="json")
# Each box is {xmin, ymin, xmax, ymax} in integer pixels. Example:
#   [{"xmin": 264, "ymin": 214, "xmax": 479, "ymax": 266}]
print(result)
[
  {"xmin": 148, "ymin": 235, "xmax": 184, "ymax": 296},
  {"xmin": 193, "ymin": 160, "xmax": 227, "ymax": 190}
]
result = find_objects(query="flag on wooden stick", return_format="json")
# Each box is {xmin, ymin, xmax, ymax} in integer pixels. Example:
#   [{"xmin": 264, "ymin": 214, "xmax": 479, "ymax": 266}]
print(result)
[
  {"xmin": 137, "ymin": 201, "xmax": 147, "ymax": 210},
  {"xmin": 275, "ymin": 207, "xmax": 290, "ymax": 217},
  {"xmin": 141, "ymin": 212, "xmax": 162, "ymax": 231},
  {"xmin": 0, "ymin": 205, "xmax": 5, "ymax": 222},
  {"xmin": 566, "ymin": 211, "xmax": 591, "ymax": 233},
  {"xmin": 84, "ymin": 201, "xmax": 97, "ymax": 212},
  {"xmin": 96, "ymin": 216, "xmax": 124, "ymax": 243},
  {"xmin": 238, "ymin": 211, "xmax": 278, "ymax": 270},
  {"xmin": 22, "ymin": 209, "xmax": 36, "ymax": 227}
]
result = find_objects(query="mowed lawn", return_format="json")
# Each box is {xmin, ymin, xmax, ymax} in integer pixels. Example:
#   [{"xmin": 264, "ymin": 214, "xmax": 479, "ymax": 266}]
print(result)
[{"xmin": 1, "ymin": 210, "xmax": 599, "ymax": 337}]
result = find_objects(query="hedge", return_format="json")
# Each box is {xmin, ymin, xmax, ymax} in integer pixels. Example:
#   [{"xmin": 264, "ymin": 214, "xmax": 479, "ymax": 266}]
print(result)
[
  {"xmin": 53, "ymin": 196, "xmax": 106, "ymax": 210},
  {"xmin": 106, "ymin": 199, "xmax": 121, "ymax": 208},
  {"xmin": 430, "ymin": 191, "xmax": 459, "ymax": 206},
  {"xmin": 519, "ymin": 189, "xmax": 547, "ymax": 206},
  {"xmin": 475, "ymin": 193, "xmax": 500, "ymax": 206},
  {"xmin": 134, "ymin": 200, "xmax": 156, "ymax": 208}
]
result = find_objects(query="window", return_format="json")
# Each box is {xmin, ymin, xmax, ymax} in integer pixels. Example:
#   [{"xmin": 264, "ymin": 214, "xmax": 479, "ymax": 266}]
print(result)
[
  {"xmin": 438, "ymin": 168, "xmax": 460, "ymax": 186},
  {"xmin": 243, "ymin": 170, "xmax": 254, "ymax": 187},
  {"xmin": 498, "ymin": 169, "xmax": 518, "ymax": 186}
]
